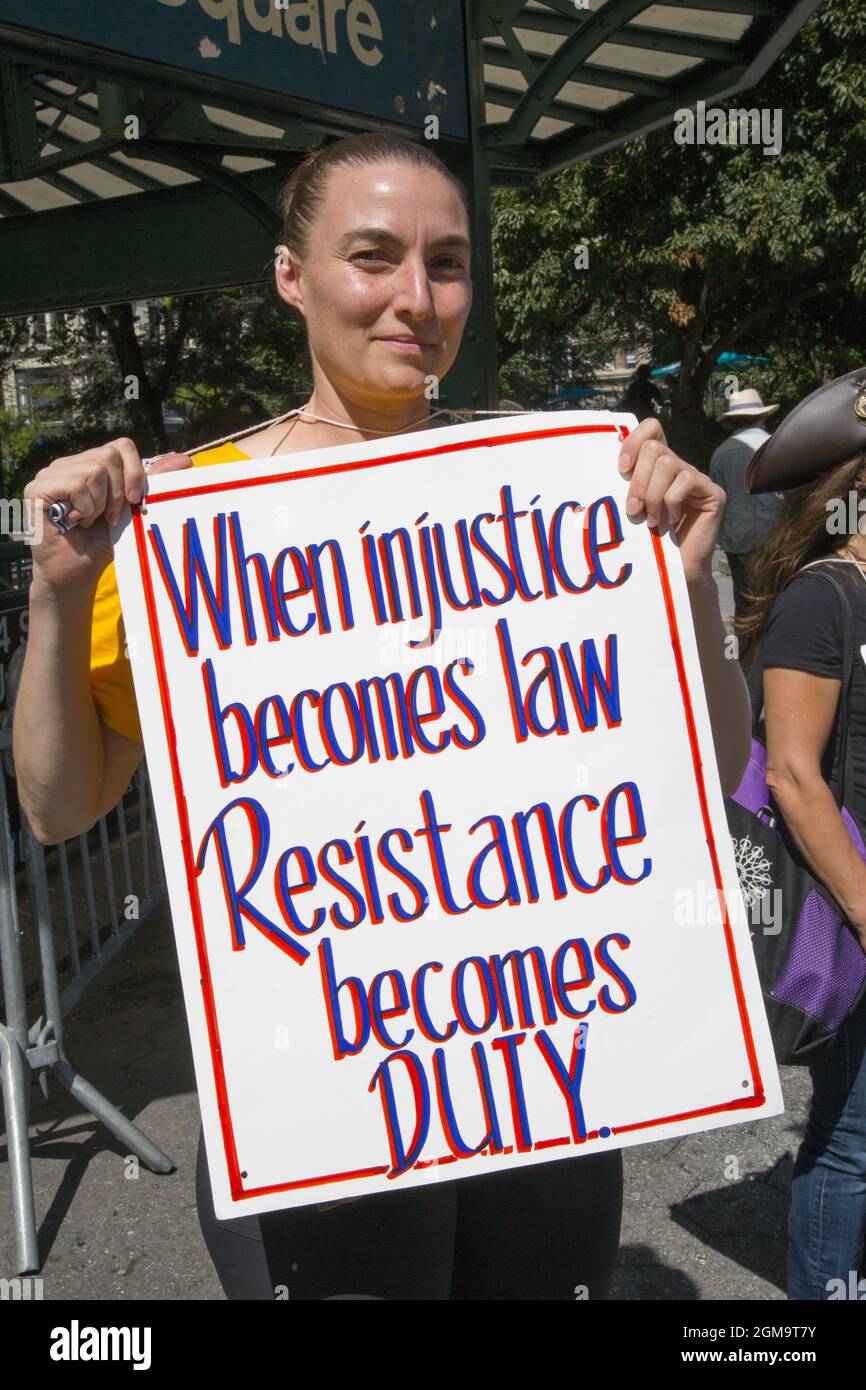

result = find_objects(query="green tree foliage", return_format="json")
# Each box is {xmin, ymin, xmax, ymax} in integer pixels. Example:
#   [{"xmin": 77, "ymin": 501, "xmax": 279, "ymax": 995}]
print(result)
[
  {"xmin": 0, "ymin": 285, "xmax": 309, "ymax": 484},
  {"xmin": 492, "ymin": 0, "xmax": 866, "ymax": 463}
]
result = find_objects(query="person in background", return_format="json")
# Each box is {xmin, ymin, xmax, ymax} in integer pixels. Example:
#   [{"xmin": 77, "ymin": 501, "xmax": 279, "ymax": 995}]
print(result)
[
  {"xmin": 621, "ymin": 363, "xmax": 661, "ymax": 422},
  {"xmin": 736, "ymin": 365, "xmax": 866, "ymax": 1300},
  {"xmin": 709, "ymin": 388, "xmax": 783, "ymax": 623}
]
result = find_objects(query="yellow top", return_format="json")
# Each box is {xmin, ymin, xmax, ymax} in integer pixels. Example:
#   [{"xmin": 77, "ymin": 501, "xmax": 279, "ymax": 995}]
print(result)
[{"xmin": 89, "ymin": 441, "xmax": 250, "ymax": 745}]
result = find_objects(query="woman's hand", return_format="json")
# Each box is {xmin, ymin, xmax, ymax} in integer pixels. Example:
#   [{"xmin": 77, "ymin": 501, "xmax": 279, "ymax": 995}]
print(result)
[
  {"xmin": 617, "ymin": 417, "xmax": 725, "ymax": 585},
  {"xmin": 617, "ymin": 418, "xmax": 749, "ymax": 792},
  {"xmin": 24, "ymin": 441, "xmax": 193, "ymax": 594}
]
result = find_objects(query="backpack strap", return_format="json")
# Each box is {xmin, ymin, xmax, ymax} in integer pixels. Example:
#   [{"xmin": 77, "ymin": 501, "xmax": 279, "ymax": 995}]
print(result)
[{"xmin": 751, "ymin": 561, "xmax": 857, "ymax": 808}]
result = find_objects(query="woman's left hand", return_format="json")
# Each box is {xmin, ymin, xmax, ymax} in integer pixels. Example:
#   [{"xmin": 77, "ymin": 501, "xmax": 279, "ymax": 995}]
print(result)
[{"xmin": 617, "ymin": 417, "xmax": 725, "ymax": 585}]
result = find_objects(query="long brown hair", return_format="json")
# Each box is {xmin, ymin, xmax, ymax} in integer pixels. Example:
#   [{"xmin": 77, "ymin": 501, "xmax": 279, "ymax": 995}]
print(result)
[
  {"xmin": 736, "ymin": 451, "xmax": 866, "ymax": 670},
  {"xmin": 277, "ymin": 131, "xmax": 470, "ymax": 263}
]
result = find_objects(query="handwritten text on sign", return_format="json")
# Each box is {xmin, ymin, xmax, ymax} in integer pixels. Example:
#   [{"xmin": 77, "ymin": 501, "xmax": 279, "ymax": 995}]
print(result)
[{"xmin": 113, "ymin": 413, "xmax": 781, "ymax": 1218}]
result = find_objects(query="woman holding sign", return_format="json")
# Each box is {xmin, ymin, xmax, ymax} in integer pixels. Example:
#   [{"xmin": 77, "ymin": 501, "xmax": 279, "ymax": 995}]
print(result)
[{"xmin": 15, "ymin": 132, "xmax": 751, "ymax": 1300}]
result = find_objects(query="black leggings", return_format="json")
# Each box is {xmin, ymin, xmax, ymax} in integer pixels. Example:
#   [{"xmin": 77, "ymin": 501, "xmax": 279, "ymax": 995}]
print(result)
[{"xmin": 195, "ymin": 1126, "xmax": 623, "ymax": 1300}]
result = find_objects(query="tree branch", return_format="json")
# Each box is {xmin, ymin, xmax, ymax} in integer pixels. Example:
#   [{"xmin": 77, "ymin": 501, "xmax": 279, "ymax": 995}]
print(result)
[
  {"xmin": 101, "ymin": 303, "xmax": 165, "ymax": 453},
  {"xmin": 708, "ymin": 273, "xmax": 851, "ymax": 364},
  {"xmin": 155, "ymin": 296, "xmax": 195, "ymax": 403}
]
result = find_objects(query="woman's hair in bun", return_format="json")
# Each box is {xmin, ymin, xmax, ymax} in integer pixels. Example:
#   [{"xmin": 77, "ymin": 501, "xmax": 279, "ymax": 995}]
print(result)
[{"xmin": 277, "ymin": 130, "xmax": 470, "ymax": 263}]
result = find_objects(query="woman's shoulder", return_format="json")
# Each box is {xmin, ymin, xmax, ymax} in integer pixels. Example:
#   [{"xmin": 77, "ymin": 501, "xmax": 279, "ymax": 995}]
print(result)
[
  {"xmin": 767, "ymin": 562, "xmax": 857, "ymax": 623},
  {"xmin": 761, "ymin": 560, "xmax": 866, "ymax": 673},
  {"xmin": 779, "ymin": 560, "xmax": 866, "ymax": 608},
  {"xmin": 192, "ymin": 418, "xmax": 294, "ymax": 460},
  {"xmin": 190, "ymin": 440, "xmax": 252, "ymax": 466}
]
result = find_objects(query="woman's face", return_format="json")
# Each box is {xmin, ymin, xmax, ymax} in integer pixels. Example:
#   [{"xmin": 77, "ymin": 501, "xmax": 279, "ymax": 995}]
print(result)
[{"xmin": 276, "ymin": 160, "xmax": 473, "ymax": 409}]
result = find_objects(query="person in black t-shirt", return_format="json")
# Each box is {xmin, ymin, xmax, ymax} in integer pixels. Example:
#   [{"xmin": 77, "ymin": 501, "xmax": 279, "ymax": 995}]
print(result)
[
  {"xmin": 737, "ymin": 366, "xmax": 866, "ymax": 1302},
  {"xmin": 759, "ymin": 563, "xmax": 866, "ymax": 826}
]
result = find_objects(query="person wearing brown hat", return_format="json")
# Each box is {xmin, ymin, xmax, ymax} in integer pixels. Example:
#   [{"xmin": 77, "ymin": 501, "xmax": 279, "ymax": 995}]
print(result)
[
  {"xmin": 735, "ymin": 366, "xmax": 866, "ymax": 1301},
  {"xmin": 709, "ymin": 388, "xmax": 783, "ymax": 624}
]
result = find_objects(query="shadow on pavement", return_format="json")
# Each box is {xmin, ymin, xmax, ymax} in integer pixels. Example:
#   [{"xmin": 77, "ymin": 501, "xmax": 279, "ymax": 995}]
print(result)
[
  {"xmin": 670, "ymin": 1154, "xmax": 795, "ymax": 1295},
  {"xmin": 611, "ymin": 1243, "xmax": 700, "ymax": 1299}
]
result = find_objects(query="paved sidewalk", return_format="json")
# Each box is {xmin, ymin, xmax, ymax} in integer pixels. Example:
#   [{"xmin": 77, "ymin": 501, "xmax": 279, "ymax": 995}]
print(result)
[
  {"xmin": 0, "ymin": 893, "xmax": 807, "ymax": 1300},
  {"xmin": 1, "ymin": 551, "xmax": 803, "ymax": 1300}
]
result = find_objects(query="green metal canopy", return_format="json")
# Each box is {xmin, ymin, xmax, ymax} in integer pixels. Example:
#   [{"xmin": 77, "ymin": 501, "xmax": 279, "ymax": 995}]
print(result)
[{"xmin": 0, "ymin": 0, "xmax": 823, "ymax": 407}]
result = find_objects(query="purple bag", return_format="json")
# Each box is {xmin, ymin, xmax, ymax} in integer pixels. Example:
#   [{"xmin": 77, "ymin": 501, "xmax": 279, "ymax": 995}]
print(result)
[{"xmin": 726, "ymin": 564, "xmax": 866, "ymax": 1064}]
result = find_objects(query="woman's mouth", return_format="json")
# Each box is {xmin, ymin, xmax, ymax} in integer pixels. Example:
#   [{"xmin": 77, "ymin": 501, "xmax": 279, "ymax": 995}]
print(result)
[{"xmin": 376, "ymin": 337, "xmax": 435, "ymax": 354}]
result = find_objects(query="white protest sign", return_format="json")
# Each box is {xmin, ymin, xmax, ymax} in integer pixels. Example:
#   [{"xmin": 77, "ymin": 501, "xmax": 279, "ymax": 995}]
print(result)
[{"xmin": 111, "ymin": 410, "xmax": 782, "ymax": 1219}]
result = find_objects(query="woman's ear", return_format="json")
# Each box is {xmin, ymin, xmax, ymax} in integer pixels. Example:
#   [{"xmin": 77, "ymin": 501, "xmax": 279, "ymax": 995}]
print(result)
[{"xmin": 274, "ymin": 247, "xmax": 306, "ymax": 320}]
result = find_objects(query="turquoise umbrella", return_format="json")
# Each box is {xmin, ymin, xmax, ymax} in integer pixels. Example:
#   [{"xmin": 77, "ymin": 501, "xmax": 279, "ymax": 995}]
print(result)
[{"xmin": 650, "ymin": 353, "xmax": 773, "ymax": 378}]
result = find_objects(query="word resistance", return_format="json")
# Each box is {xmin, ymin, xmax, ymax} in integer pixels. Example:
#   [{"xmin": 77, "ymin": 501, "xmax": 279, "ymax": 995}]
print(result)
[{"xmin": 196, "ymin": 783, "xmax": 652, "ymax": 965}]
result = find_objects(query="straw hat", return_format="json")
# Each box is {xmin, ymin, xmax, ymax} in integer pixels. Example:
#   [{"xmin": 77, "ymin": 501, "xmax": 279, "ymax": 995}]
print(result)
[{"xmin": 716, "ymin": 387, "xmax": 779, "ymax": 426}]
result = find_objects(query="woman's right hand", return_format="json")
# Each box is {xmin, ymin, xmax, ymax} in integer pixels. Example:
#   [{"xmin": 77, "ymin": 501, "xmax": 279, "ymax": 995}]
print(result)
[{"xmin": 24, "ymin": 439, "xmax": 193, "ymax": 593}]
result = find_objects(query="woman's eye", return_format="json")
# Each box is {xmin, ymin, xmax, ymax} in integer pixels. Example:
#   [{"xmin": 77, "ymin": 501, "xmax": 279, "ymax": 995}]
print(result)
[{"xmin": 351, "ymin": 250, "xmax": 465, "ymax": 270}]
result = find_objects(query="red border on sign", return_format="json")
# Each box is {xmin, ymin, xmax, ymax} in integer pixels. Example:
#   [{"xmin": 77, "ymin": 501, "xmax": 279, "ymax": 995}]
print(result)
[{"xmin": 130, "ymin": 421, "xmax": 765, "ymax": 1203}]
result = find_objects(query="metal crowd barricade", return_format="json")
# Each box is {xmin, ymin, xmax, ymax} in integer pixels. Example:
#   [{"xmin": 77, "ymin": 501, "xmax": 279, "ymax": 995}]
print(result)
[{"xmin": 0, "ymin": 731, "xmax": 174, "ymax": 1274}]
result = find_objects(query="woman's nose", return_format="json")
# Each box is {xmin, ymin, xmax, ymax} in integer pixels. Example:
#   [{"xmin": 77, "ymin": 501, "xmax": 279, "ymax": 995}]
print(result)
[{"xmin": 389, "ymin": 256, "xmax": 436, "ymax": 318}]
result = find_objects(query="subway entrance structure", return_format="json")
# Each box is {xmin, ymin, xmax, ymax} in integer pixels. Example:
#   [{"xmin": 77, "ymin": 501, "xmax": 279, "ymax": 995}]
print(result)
[{"xmin": 0, "ymin": 0, "xmax": 822, "ymax": 409}]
